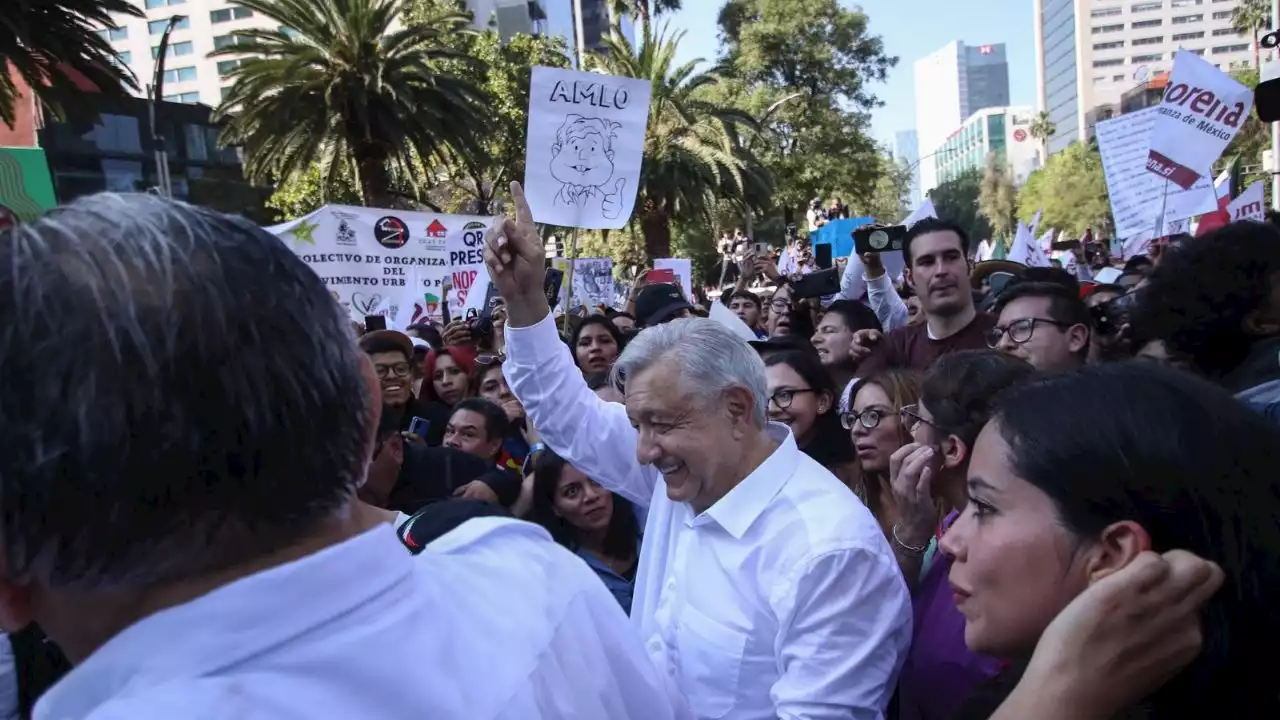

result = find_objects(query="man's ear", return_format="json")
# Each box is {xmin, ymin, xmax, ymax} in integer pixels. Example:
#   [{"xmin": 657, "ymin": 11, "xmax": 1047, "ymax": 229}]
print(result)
[
  {"xmin": 1067, "ymin": 323, "xmax": 1091, "ymax": 354},
  {"xmin": 551, "ymin": 143, "xmax": 562, "ymax": 157},
  {"xmin": 815, "ymin": 390, "xmax": 833, "ymax": 416},
  {"xmin": 904, "ymin": 267, "xmax": 915, "ymax": 290},
  {"xmin": 606, "ymin": 149, "xmax": 615, "ymax": 162},
  {"xmin": 1082, "ymin": 520, "xmax": 1151, "ymax": 585},
  {"xmin": 723, "ymin": 386, "xmax": 755, "ymax": 436},
  {"xmin": 485, "ymin": 435, "xmax": 504, "ymax": 461}
]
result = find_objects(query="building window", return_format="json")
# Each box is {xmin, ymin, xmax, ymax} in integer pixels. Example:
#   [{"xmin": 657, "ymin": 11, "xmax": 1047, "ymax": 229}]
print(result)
[
  {"xmin": 1094, "ymin": 40, "xmax": 1126, "ymax": 50},
  {"xmin": 216, "ymin": 59, "xmax": 242, "ymax": 76},
  {"xmin": 210, "ymin": 7, "xmax": 253, "ymax": 23},
  {"xmin": 1092, "ymin": 6, "xmax": 1122, "ymax": 17},
  {"xmin": 1172, "ymin": 31, "xmax": 1205, "ymax": 41},
  {"xmin": 213, "ymin": 34, "xmax": 245, "ymax": 49},
  {"xmin": 1133, "ymin": 53, "xmax": 1164, "ymax": 62},
  {"xmin": 1211, "ymin": 10, "xmax": 1233, "ymax": 19},
  {"xmin": 1113, "ymin": 74, "xmax": 1126, "ymax": 81},
  {"xmin": 97, "ymin": 27, "xmax": 129, "ymax": 41},
  {"xmin": 220, "ymin": 86, "xmax": 235, "ymax": 101},
  {"xmin": 1212, "ymin": 43, "xmax": 1252, "ymax": 54},
  {"xmin": 1187, "ymin": 48, "xmax": 1206, "ymax": 55},
  {"xmin": 1093, "ymin": 23, "xmax": 1125, "ymax": 34},
  {"xmin": 145, "ymin": 0, "xmax": 185, "ymax": 7},
  {"xmin": 1133, "ymin": 36, "xmax": 1164, "ymax": 45},
  {"xmin": 162, "ymin": 66, "xmax": 197, "ymax": 83},
  {"xmin": 1171, "ymin": 0, "xmax": 1203, "ymax": 6},
  {"xmin": 1131, "ymin": 1, "xmax": 1163, "ymax": 11},
  {"xmin": 1094, "ymin": 58, "xmax": 1125, "ymax": 67},
  {"xmin": 1173, "ymin": 14, "xmax": 1204, "ymax": 23},
  {"xmin": 1213, "ymin": 27, "xmax": 1244, "ymax": 36},
  {"xmin": 163, "ymin": 92, "xmax": 201, "ymax": 104},
  {"xmin": 1132, "ymin": 19, "xmax": 1163, "ymax": 28},
  {"xmin": 151, "ymin": 40, "xmax": 193, "ymax": 58},
  {"xmin": 115, "ymin": 50, "xmax": 132, "ymax": 65},
  {"xmin": 148, "ymin": 17, "xmax": 189, "ymax": 34}
]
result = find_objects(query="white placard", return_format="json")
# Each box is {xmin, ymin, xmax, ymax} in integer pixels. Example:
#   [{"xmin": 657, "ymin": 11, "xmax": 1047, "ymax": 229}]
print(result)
[
  {"xmin": 653, "ymin": 258, "xmax": 693, "ymax": 299},
  {"xmin": 1147, "ymin": 50, "xmax": 1254, "ymax": 189},
  {"xmin": 1228, "ymin": 181, "xmax": 1266, "ymax": 222},
  {"xmin": 523, "ymin": 66, "xmax": 652, "ymax": 229},
  {"xmin": 1096, "ymin": 107, "xmax": 1218, "ymax": 239},
  {"xmin": 267, "ymin": 206, "xmax": 496, "ymax": 324},
  {"xmin": 571, "ymin": 257, "xmax": 615, "ymax": 309}
]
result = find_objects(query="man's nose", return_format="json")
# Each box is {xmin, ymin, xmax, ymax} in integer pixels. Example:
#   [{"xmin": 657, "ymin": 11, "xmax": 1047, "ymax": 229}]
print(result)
[{"xmin": 635, "ymin": 429, "xmax": 662, "ymax": 466}]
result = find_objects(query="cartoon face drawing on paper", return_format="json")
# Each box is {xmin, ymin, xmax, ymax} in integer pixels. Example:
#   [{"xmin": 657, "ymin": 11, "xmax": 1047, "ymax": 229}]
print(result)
[{"xmin": 550, "ymin": 114, "xmax": 627, "ymax": 220}]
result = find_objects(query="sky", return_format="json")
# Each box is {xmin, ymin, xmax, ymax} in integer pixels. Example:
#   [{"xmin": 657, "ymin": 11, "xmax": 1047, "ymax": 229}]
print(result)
[{"xmin": 664, "ymin": 0, "xmax": 1037, "ymax": 147}]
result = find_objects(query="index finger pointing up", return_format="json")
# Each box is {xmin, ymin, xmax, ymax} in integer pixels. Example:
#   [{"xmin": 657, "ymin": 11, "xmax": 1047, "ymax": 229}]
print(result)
[{"xmin": 510, "ymin": 181, "xmax": 535, "ymax": 227}]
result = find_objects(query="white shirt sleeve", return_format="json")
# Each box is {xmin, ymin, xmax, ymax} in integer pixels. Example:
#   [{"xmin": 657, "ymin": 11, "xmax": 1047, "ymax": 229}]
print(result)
[
  {"xmin": 769, "ymin": 547, "xmax": 912, "ymax": 720},
  {"xmin": 865, "ymin": 273, "xmax": 909, "ymax": 333},
  {"xmin": 503, "ymin": 314, "xmax": 660, "ymax": 507}
]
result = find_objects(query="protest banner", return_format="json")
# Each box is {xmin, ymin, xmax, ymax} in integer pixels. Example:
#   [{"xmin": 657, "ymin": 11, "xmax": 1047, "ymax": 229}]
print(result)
[
  {"xmin": 1228, "ymin": 181, "xmax": 1266, "ymax": 222},
  {"xmin": 653, "ymin": 258, "xmax": 693, "ymax": 299},
  {"xmin": 523, "ymin": 66, "xmax": 652, "ymax": 229},
  {"xmin": 267, "ymin": 205, "xmax": 497, "ymax": 324},
  {"xmin": 1096, "ymin": 107, "xmax": 1218, "ymax": 239},
  {"xmin": 1146, "ymin": 50, "xmax": 1253, "ymax": 189}
]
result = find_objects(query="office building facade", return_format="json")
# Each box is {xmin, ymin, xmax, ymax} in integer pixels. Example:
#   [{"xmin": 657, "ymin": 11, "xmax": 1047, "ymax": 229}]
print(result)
[
  {"xmin": 891, "ymin": 129, "xmax": 922, "ymax": 207},
  {"xmin": 934, "ymin": 106, "xmax": 1041, "ymax": 187},
  {"xmin": 913, "ymin": 41, "xmax": 1011, "ymax": 195},
  {"xmin": 1034, "ymin": 0, "xmax": 1253, "ymax": 156}
]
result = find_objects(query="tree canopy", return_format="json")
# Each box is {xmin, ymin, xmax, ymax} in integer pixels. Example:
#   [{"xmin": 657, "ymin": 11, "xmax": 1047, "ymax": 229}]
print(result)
[
  {"xmin": 1015, "ymin": 141, "xmax": 1111, "ymax": 237},
  {"xmin": 928, "ymin": 169, "xmax": 992, "ymax": 245}
]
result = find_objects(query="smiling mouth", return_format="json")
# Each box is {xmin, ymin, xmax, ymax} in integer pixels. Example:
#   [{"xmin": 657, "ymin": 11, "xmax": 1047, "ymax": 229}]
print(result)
[{"xmin": 570, "ymin": 164, "xmax": 591, "ymax": 173}]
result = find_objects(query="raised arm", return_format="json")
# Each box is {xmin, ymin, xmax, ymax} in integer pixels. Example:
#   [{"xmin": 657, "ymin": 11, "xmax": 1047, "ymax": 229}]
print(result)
[{"xmin": 486, "ymin": 182, "xmax": 660, "ymax": 507}]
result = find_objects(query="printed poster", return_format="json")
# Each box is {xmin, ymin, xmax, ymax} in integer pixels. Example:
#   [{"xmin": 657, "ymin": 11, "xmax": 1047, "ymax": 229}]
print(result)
[
  {"xmin": 1227, "ymin": 181, "xmax": 1266, "ymax": 223},
  {"xmin": 1147, "ymin": 50, "xmax": 1253, "ymax": 189},
  {"xmin": 523, "ymin": 66, "xmax": 652, "ymax": 229},
  {"xmin": 653, "ymin": 258, "xmax": 693, "ymax": 300},
  {"xmin": 1096, "ymin": 108, "xmax": 1218, "ymax": 239},
  {"xmin": 267, "ymin": 206, "xmax": 497, "ymax": 325}
]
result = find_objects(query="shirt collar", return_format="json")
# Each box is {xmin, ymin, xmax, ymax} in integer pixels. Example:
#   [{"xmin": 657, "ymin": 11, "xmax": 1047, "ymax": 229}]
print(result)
[
  {"xmin": 37, "ymin": 524, "xmax": 412, "ymax": 720},
  {"xmin": 697, "ymin": 423, "xmax": 797, "ymax": 539}
]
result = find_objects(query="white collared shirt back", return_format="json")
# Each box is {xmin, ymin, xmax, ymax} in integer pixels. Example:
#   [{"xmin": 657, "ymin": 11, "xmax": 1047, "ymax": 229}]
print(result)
[
  {"xmin": 505, "ymin": 315, "xmax": 913, "ymax": 720},
  {"xmin": 35, "ymin": 518, "xmax": 689, "ymax": 720}
]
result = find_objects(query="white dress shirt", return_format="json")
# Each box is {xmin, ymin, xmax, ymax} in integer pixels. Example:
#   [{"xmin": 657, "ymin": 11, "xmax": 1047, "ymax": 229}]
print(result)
[
  {"xmin": 505, "ymin": 315, "xmax": 913, "ymax": 720},
  {"xmin": 36, "ymin": 518, "xmax": 688, "ymax": 720}
]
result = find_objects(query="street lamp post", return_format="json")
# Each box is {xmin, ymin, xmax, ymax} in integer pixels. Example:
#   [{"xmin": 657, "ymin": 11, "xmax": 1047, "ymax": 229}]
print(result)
[{"xmin": 148, "ymin": 14, "xmax": 186, "ymax": 198}]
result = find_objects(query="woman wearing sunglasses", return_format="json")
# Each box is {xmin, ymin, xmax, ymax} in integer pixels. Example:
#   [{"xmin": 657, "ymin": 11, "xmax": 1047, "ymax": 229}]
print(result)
[
  {"xmin": 764, "ymin": 350, "xmax": 860, "ymax": 490},
  {"xmin": 842, "ymin": 369, "xmax": 921, "ymax": 535}
]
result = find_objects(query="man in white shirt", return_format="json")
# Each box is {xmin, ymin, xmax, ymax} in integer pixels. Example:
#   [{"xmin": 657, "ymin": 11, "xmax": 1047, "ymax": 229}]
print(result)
[
  {"xmin": 0, "ymin": 192, "xmax": 686, "ymax": 720},
  {"xmin": 486, "ymin": 182, "xmax": 912, "ymax": 720}
]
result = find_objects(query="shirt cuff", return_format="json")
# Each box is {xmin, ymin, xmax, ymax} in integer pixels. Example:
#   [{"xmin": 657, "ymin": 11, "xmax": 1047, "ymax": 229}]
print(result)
[
  {"xmin": 504, "ymin": 312, "xmax": 565, "ymax": 364},
  {"xmin": 863, "ymin": 273, "xmax": 894, "ymax": 293}
]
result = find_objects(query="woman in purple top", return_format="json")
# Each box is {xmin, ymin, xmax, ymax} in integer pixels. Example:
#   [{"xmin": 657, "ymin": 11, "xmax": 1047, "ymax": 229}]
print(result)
[{"xmin": 883, "ymin": 351, "xmax": 1035, "ymax": 720}]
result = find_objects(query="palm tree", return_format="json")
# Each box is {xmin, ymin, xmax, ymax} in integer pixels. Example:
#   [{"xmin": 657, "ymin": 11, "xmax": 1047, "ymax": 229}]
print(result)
[
  {"xmin": 0, "ymin": 0, "xmax": 143, "ymax": 128},
  {"xmin": 978, "ymin": 151, "xmax": 1015, "ymax": 246},
  {"xmin": 1029, "ymin": 110, "xmax": 1056, "ymax": 164},
  {"xmin": 590, "ymin": 25, "xmax": 769, "ymax": 260},
  {"xmin": 605, "ymin": 0, "xmax": 682, "ymax": 35},
  {"xmin": 1232, "ymin": 0, "xmax": 1270, "ymax": 68},
  {"xmin": 214, "ymin": 0, "xmax": 489, "ymax": 207}
]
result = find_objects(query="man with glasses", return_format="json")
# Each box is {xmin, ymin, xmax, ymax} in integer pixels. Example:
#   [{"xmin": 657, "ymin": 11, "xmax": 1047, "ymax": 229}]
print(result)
[
  {"xmin": 359, "ymin": 329, "xmax": 450, "ymax": 443},
  {"xmin": 989, "ymin": 281, "xmax": 1091, "ymax": 371}
]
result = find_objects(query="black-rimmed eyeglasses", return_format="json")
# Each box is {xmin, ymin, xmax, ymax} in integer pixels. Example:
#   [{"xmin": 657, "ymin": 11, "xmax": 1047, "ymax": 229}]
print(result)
[
  {"xmin": 769, "ymin": 388, "xmax": 815, "ymax": 409},
  {"xmin": 985, "ymin": 317, "xmax": 1072, "ymax": 348}
]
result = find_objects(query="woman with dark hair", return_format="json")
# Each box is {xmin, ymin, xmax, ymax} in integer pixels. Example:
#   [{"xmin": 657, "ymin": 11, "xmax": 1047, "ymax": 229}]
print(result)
[
  {"xmin": 843, "ymin": 369, "xmax": 921, "ymax": 534},
  {"xmin": 886, "ymin": 351, "xmax": 1035, "ymax": 720},
  {"xmin": 764, "ymin": 350, "xmax": 860, "ymax": 489},
  {"xmin": 945, "ymin": 363, "xmax": 1280, "ymax": 719},
  {"xmin": 531, "ymin": 450, "xmax": 642, "ymax": 614},
  {"xmin": 569, "ymin": 314, "xmax": 624, "ymax": 374}
]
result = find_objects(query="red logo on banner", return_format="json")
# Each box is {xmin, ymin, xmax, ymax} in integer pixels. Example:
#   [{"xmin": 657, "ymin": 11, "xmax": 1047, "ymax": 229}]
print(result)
[{"xmin": 426, "ymin": 219, "xmax": 448, "ymax": 239}]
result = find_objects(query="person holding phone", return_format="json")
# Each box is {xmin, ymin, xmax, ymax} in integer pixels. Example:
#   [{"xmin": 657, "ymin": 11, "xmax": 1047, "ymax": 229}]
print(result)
[{"xmin": 359, "ymin": 330, "xmax": 448, "ymax": 447}]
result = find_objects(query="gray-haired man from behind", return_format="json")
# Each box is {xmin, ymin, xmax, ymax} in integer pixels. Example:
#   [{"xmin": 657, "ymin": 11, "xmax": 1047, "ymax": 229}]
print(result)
[
  {"xmin": 0, "ymin": 193, "xmax": 687, "ymax": 719},
  {"xmin": 487, "ymin": 182, "xmax": 912, "ymax": 720}
]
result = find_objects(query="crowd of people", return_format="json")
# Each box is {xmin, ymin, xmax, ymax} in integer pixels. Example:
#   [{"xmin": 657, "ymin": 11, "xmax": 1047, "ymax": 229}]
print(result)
[{"xmin": 0, "ymin": 183, "xmax": 1276, "ymax": 719}]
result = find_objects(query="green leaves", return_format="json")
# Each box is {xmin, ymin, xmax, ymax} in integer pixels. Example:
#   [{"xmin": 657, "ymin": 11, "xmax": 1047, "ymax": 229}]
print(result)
[
  {"xmin": 928, "ymin": 170, "xmax": 992, "ymax": 246},
  {"xmin": 0, "ymin": 0, "xmax": 144, "ymax": 128},
  {"xmin": 1015, "ymin": 142, "xmax": 1110, "ymax": 238},
  {"xmin": 979, "ymin": 152, "xmax": 1017, "ymax": 242},
  {"xmin": 216, "ymin": 0, "xmax": 488, "ymax": 207}
]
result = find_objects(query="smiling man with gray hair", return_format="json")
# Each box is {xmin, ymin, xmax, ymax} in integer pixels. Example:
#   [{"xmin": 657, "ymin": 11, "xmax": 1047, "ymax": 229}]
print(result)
[
  {"xmin": 0, "ymin": 192, "xmax": 688, "ymax": 720},
  {"xmin": 488, "ymin": 182, "xmax": 912, "ymax": 720}
]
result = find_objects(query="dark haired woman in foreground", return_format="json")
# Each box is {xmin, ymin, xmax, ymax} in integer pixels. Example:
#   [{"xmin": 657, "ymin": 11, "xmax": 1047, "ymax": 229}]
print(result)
[
  {"xmin": 531, "ymin": 450, "xmax": 642, "ymax": 614},
  {"xmin": 945, "ymin": 363, "xmax": 1280, "ymax": 718}
]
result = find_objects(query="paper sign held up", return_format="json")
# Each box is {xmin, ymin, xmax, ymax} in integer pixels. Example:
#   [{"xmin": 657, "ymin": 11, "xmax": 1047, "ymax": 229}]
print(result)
[
  {"xmin": 1146, "ymin": 50, "xmax": 1254, "ymax": 190},
  {"xmin": 523, "ymin": 66, "xmax": 652, "ymax": 230}
]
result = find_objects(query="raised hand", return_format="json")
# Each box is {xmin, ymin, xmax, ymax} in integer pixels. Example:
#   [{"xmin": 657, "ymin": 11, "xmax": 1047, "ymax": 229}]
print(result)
[{"xmin": 484, "ymin": 182, "xmax": 551, "ymax": 327}]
